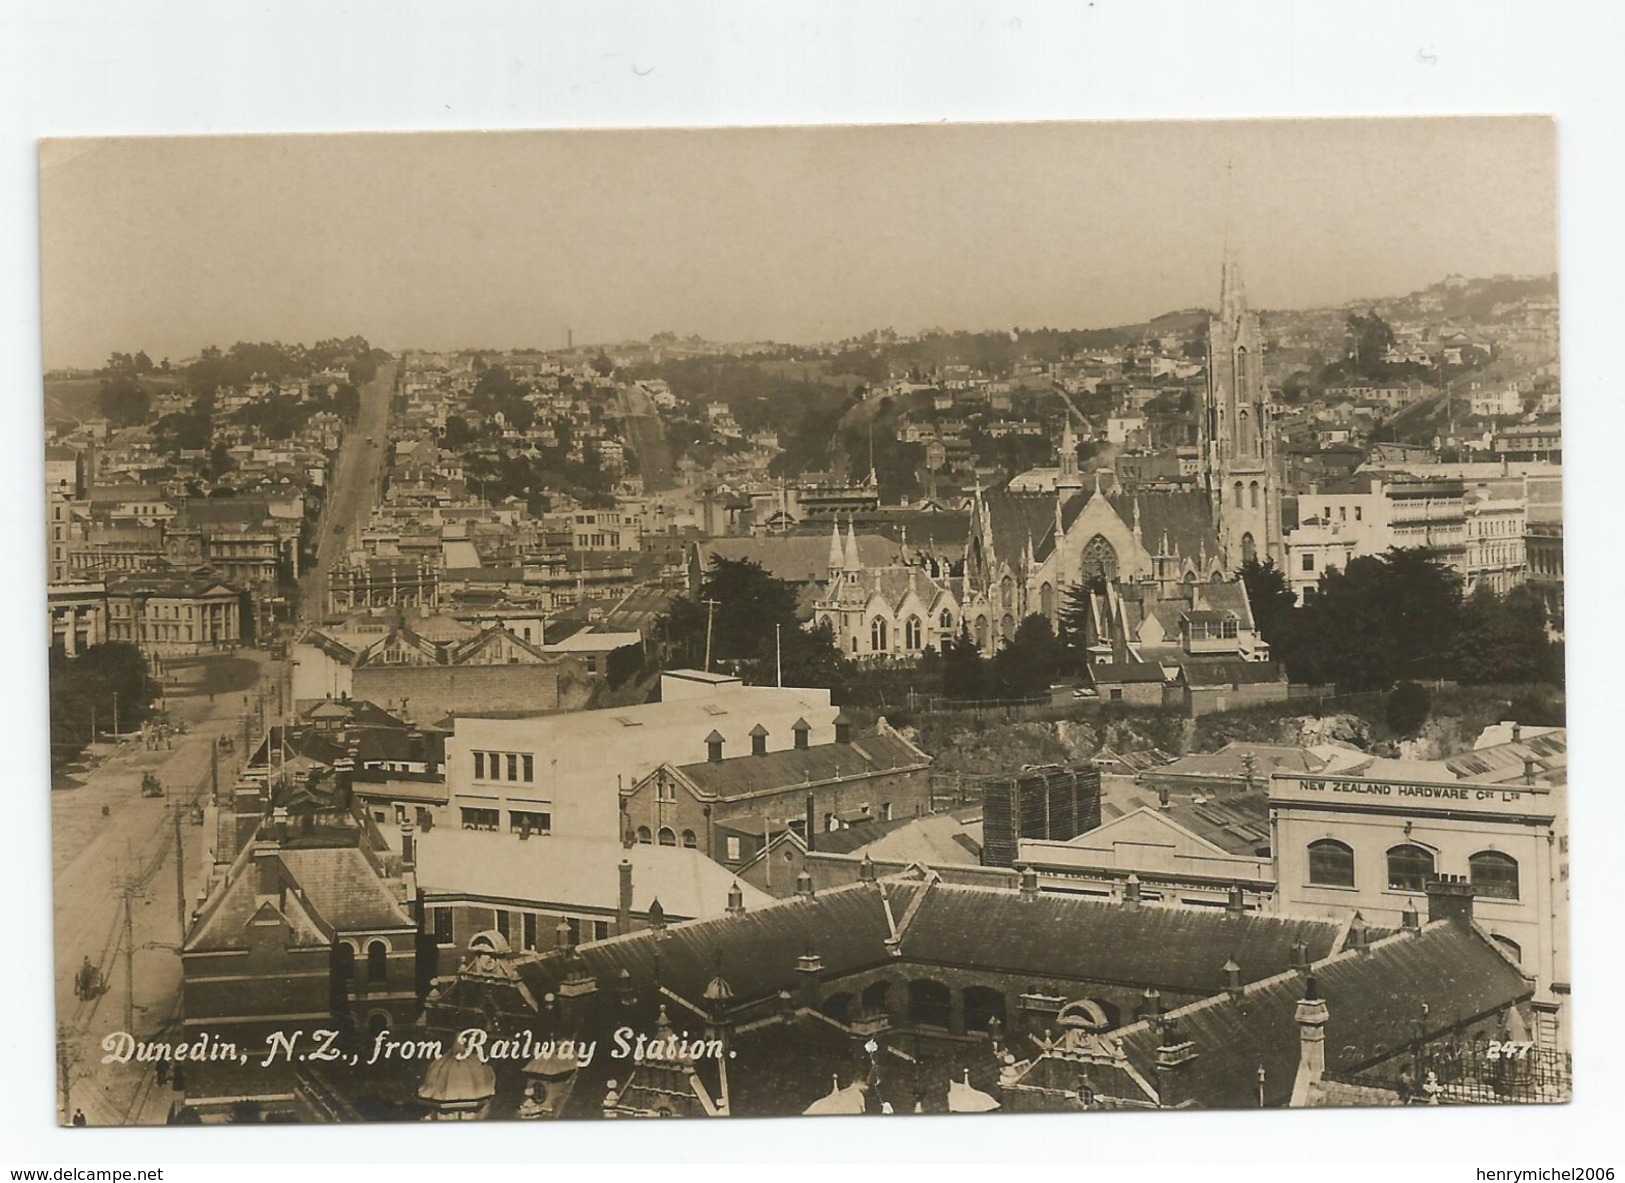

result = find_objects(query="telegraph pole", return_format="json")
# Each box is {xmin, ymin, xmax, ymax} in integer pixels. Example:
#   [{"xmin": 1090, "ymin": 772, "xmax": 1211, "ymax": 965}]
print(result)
[
  {"xmin": 701, "ymin": 598, "xmax": 720, "ymax": 673},
  {"xmin": 172, "ymin": 804, "xmax": 186, "ymax": 942},
  {"xmin": 120, "ymin": 885, "xmax": 135, "ymax": 1034}
]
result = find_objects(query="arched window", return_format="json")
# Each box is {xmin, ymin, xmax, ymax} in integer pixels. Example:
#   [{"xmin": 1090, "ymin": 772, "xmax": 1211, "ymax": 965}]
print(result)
[
  {"xmin": 870, "ymin": 617, "xmax": 888, "ymax": 652},
  {"xmin": 657, "ymin": 826, "xmax": 677, "ymax": 847},
  {"xmin": 366, "ymin": 939, "xmax": 389, "ymax": 984},
  {"xmin": 1234, "ymin": 481, "xmax": 1244, "ymax": 509},
  {"xmin": 904, "ymin": 615, "xmax": 923, "ymax": 649},
  {"xmin": 333, "ymin": 941, "xmax": 356, "ymax": 981},
  {"xmin": 1249, "ymin": 480, "xmax": 1260, "ymax": 509},
  {"xmin": 908, "ymin": 979, "xmax": 952, "ymax": 1030},
  {"xmin": 636, "ymin": 825, "xmax": 652, "ymax": 844},
  {"xmin": 1386, "ymin": 844, "xmax": 1435, "ymax": 892},
  {"xmin": 939, "ymin": 609, "xmax": 953, "ymax": 631},
  {"xmin": 1000, "ymin": 576, "xmax": 1015, "ymax": 608},
  {"xmin": 974, "ymin": 616, "xmax": 989, "ymax": 649},
  {"xmin": 1241, "ymin": 532, "xmax": 1257, "ymax": 565},
  {"xmin": 1469, "ymin": 850, "xmax": 1520, "ymax": 899},
  {"xmin": 680, "ymin": 829, "xmax": 698, "ymax": 849},
  {"xmin": 1082, "ymin": 534, "xmax": 1119, "ymax": 584},
  {"xmin": 1307, "ymin": 839, "xmax": 1356, "ymax": 888},
  {"xmin": 821, "ymin": 993, "xmax": 855, "ymax": 1023},
  {"xmin": 861, "ymin": 980, "xmax": 892, "ymax": 1020},
  {"xmin": 1001, "ymin": 614, "xmax": 1016, "ymax": 641},
  {"xmin": 963, "ymin": 986, "xmax": 1007, "ymax": 1034},
  {"xmin": 1039, "ymin": 583, "xmax": 1054, "ymax": 619}
]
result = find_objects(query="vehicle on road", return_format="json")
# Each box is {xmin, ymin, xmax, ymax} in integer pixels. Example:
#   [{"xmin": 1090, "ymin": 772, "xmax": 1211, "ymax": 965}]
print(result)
[{"xmin": 140, "ymin": 772, "xmax": 164, "ymax": 798}]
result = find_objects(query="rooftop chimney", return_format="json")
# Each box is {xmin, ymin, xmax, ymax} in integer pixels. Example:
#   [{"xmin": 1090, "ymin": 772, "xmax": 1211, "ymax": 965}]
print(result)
[
  {"xmin": 1153, "ymin": 1018, "xmax": 1197, "ymax": 1109},
  {"xmin": 1401, "ymin": 898, "xmax": 1421, "ymax": 933},
  {"xmin": 1123, "ymin": 873, "xmax": 1142, "ymax": 909},
  {"xmin": 805, "ymin": 792, "xmax": 817, "ymax": 853},
  {"xmin": 726, "ymin": 881, "xmax": 745, "ymax": 917},
  {"xmin": 1290, "ymin": 939, "xmax": 1310, "ymax": 971},
  {"xmin": 401, "ymin": 820, "xmax": 416, "ymax": 872},
  {"xmin": 1141, "ymin": 986, "xmax": 1162, "ymax": 1022},
  {"xmin": 1018, "ymin": 864, "xmax": 1039, "ymax": 903},
  {"xmin": 833, "ymin": 712, "xmax": 853, "ymax": 745},
  {"xmin": 1288, "ymin": 973, "xmax": 1330, "ymax": 1108},
  {"xmin": 1158, "ymin": 785, "xmax": 1170, "ymax": 810},
  {"xmin": 705, "ymin": 730, "xmax": 725, "ymax": 764},
  {"xmin": 750, "ymin": 723, "xmax": 769, "ymax": 757},
  {"xmin": 795, "ymin": 946, "xmax": 823, "ymax": 1009},
  {"xmin": 858, "ymin": 853, "xmax": 876, "ymax": 883},
  {"xmin": 1224, "ymin": 957, "xmax": 1244, "ymax": 999},
  {"xmin": 791, "ymin": 717, "xmax": 811, "ymax": 751},
  {"xmin": 1225, "ymin": 884, "xmax": 1245, "ymax": 916},
  {"xmin": 1425, "ymin": 874, "xmax": 1476, "ymax": 927},
  {"xmin": 795, "ymin": 870, "xmax": 815, "ymax": 899},
  {"xmin": 1523, "ymin": 756, "xmax": 1537, "ymax": 786},
  {"xmin": 1511, "ymin": 721, "xmax": 1523, "ymax": 743},
  {"xmin": 555, "ymin": 918, "xmax": 574, "ymax": 950},
  {"xmin": 617, "ymin": 860, "xmax": 634, "ymax": 933}
]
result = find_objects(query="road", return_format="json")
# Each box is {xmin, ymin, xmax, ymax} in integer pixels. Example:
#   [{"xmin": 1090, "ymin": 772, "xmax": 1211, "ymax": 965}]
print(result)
[
  {"xmin": 301, "ymin": 358, "xmax": 397, "ymax": 620},
  {"xmin": 52, "ymin": 652, "xmax": 277, "ymax": 1125},
  {"xmin": 617, "ymin": 382, "xmax": 675, "ymax": 493}
]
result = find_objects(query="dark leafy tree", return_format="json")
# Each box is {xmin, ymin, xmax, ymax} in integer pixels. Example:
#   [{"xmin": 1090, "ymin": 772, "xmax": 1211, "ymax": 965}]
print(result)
[
  {"xmin": 940, "ymin": 626, "xmax": 987, "ymax": 701},
  {"xmin": 98, "ymin": 374, "xmax": 150, "ymax": 426},
  {"xmin": 990, "ymin": 615, "xmax": 1059, "ymax": 700},
  {"xmin": 1386, "ymin": 680, "xmax": 1432, "ymax": 737},
  {"xmin": 1237, "ymin": 558, "xmax": 1297, "ymax": 648}
]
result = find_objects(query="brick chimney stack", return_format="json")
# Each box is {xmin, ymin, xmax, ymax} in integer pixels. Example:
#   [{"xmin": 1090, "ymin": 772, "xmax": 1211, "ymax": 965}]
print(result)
[
  {"xmin": 617, "ymin": 859, "xmax": 634, "ymax": 933},
  {"xmin": 795, "ymin": 947, "xmax": 823, "ymax": 1009},
  {"xmin": 805, "ymin": 792, "xmax": 816, "ymax": 853},
  {"xmin": 1288, "ymin": 973, "xmax": 1329, "ymax": 1108},
  {"xmin": 1426, "ymin": 874, "xmax": 1476, "ymax": 926}
]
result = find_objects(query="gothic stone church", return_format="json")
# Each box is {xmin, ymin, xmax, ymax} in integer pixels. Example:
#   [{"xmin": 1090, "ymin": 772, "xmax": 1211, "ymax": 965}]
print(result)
[{"xmin": 820, "ymin": 256, "xmax": 1283, "ymax": 668}]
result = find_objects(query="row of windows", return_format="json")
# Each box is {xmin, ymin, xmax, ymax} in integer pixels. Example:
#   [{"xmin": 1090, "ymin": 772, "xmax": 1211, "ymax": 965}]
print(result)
[
  {"xmin": 459, "ymin": 806, "xmax": 552, "ymax": 835},
  {"xmin": 472, "ymin": 750, "xmax": 535, "ymax": 783},
  {"xmin": 1306, "ymin": 840, "xmax": 1520, "ymax": 898},
  {"xmin": 428, "ymin": 906, "xmax": 607, "ymax": 949},
  {"xmin": 333, "ymin": 939, "xmax": 392, "ymax": 984},
  {"xmin": 635, "ymin": 825, "xmax": 698, "ymax": 848}
]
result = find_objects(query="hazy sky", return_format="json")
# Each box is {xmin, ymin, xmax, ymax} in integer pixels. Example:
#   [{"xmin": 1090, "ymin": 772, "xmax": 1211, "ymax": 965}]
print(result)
[{"xmin": 38, "ymin": 118, "xmax": 1556, "ymax": 369}]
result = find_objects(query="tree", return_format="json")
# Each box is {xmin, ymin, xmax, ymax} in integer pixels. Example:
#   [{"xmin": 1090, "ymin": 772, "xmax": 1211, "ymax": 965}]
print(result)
[
  {"xmin": 940, "ymin": 626, "xmax": 987, "ymax": 701},
  {"xmin": 991, "ymin": 615, "xmax": 1058, "ymax": 700},
  {"xmin": 98, "ymin": 374, "xmax": 150, "ymax": 426},
  {"xmin": 1386, "ymin": 680, "xmax": 1432, "ymax": 738},
  {"xmin": 1057, "ymin": 583, "xmax": 1094, "ymax": 669},
  {"xmin": 1237, "ymin": 558, "xmax": 1297, "ymax": 647},
  {"xmin": 592, "ymin": 351, "xmax": 616, "ymax": 377}
]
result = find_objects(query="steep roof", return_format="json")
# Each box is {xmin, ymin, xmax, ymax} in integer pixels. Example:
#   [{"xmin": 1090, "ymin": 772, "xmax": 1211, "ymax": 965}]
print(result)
[
  {"xmin": 697, "ymin": 535, "xmax": 896, "ymax": 586},
  {"xmin": 1105, "ymin": 489, "xmax": 1220, "ymax": 562},
  {"xmin": 895, "ymin": 882, "xmax": 1342, "ymax": 994},
  {"xmin": 669, "ymin": 729, "xmax": 930, "ymax": 801},
  {"xmin": 1112, "ymin": 921, "xmax": 1533, "ymax": 1108}
]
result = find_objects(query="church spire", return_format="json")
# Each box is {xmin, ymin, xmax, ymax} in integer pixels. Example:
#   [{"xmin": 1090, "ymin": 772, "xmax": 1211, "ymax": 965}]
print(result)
[
  {"xmin": 844, "ymin": 517, "xmax": 861, "ymax": 572},
  {"xmin": 1057, "ymin": 414, "xmax": 1080, "ymax": 488},
  {"xmin": 828, "ymin": 517, "xmax": 844, "ymax": 573}
]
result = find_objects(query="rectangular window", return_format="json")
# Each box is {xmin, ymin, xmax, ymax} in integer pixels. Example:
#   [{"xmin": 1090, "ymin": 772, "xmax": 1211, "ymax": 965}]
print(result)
[
  {"xmin": 594, "ymin": 920, "xmax": 610, "ymax": 942},
  {"xmin": 725, "ymin": 836, "xmax": 742, "ymax": 861},
  {"xmin": 1301, "ymin": 553, "xmax": 1316, "ymax": 573},
  {"xmin": 506, "ymin": 753, "xmax": 519, "ymax": 781},
  {"xmin": 510, "ymin": 810, "xmax": 551, "ymax": 836},
  {"xmin": 496, "ymin": 909, "xmax": 510, "ymax": 940},
  {"xmin": 432, "ymin": 907, "xmax": 453, "ymax": 945},
  {"xmin": 522, "ymin": 754, "xmax": 534, "ymax": 782},
  {"xmin": 1109, "ymin": 688, "xmax": 1124, "ymax": 702},
  {"xmin": 567, "ymin": 917, "xmax": 582, "ymax": 946},
  {"xmin": 1338, "ymin": 507, "xmax": 1347, "ymax": 522},
  {"xmin": 473, "ymin": 751, "xmax": 485, "ymax": 779},
  {"xmin": 523, "ymin": 912, "xmax": 538, "ymax": 950},
  {"xmin": 460, "ymin": 807, "xmax": 500, "ymax": 831}
]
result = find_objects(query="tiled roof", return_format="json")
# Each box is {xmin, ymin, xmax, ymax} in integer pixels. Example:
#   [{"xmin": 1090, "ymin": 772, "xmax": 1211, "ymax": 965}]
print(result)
[
  {"xmin": 672, "ymin": 730, "xmax": 930, "ymax": 800},
  {"xmin": 698, "ymin": 535, "xmax": 896, "ymax": 586},
  {"xmin": 1106, "ymin": 490, "xmax": 1220, "ymax": 562},
  {"xmin": 895, "ymin": 882, "xmax": 1342, "ymax": 994},
  {"xmin": 1112, "ymin": 921, "xmax": 1532, "ymax": 1108}
]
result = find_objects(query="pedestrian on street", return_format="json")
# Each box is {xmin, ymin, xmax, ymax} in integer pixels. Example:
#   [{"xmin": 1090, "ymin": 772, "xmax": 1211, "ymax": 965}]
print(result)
[{"xmin": 71, "ymin": 1108, "xmax": 86, "ymax": 1126}]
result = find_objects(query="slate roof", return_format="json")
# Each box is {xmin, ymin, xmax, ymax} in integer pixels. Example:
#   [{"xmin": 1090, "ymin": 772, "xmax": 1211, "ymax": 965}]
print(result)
[
  {"xmin": 1105, "ymin": 489, "xmax": 1220, "ymax": 562},
  {"xmin": 895, "ymin": 882, "xmax": 1342, "ymax": 994},
  {"xmin": 1112, "ymin": 921, "xmax": 1533, "ymax": 1108},
  {"xmin": 1089, "ymin": 661, "xmax": 1170, "ymax": 684},
  {"xmin": 671, "ymin": 730, "xmax": 930, "ymax": 801},
  {"xmin": 697, "ymin": 535, "xmax": 896, "ymax": 586}
]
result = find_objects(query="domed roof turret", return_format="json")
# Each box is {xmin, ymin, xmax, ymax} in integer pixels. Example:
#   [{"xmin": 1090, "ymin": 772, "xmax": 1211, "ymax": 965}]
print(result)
[{"xmin": 417, "ymin": 1048, "xmax": 496, "ymax": 1107}]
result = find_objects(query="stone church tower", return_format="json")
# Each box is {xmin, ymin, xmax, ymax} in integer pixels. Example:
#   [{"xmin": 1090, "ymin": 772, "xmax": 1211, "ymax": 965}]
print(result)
[{"xmin": 1202, "ymin": 251, "xmax": 1282, "ymax": 566}]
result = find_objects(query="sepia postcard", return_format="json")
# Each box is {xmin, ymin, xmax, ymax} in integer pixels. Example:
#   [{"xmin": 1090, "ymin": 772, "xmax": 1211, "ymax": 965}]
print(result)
[{"xmin": 39, "ymin": 118, "xmax": 1566, "ymax": 1126}]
